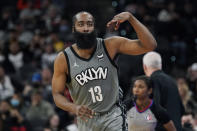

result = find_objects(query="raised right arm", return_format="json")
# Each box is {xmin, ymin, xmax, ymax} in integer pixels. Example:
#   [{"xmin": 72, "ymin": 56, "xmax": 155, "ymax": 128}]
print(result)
[{"xmin": 52, "ymin": 52, "xmax": 77, "ymax": 114}]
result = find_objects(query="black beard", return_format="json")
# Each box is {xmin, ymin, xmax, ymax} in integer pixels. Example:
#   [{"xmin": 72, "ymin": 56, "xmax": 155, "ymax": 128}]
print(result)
[{"xmin": 73, "ymin": 30, "xmax": 97, "ymax": 49}]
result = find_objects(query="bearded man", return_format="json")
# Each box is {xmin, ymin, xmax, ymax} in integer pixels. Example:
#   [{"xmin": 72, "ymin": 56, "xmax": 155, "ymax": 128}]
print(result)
[{"xmin": 52, "ymin": 11, "xmax": 157, "ymax": 131}]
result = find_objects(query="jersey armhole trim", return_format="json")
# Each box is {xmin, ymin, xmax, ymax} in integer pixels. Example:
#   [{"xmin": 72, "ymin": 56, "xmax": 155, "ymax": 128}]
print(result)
[
  {"xmin": 102, "ymin": 39, "xmax": 118, "ymax": 69},
  {"xmin": 63, "ymin": 50, "xmax": 71, "ymax": 83},
  {"xmin": 70, "ymin": 44, "xmax": 97, "ymax": 61}
]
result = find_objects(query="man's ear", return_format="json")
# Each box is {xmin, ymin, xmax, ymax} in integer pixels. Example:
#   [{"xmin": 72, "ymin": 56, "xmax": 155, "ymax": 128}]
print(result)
[
  {"xmin": 143, "ymin": 64, "xmax": 147, "ymax": 72},
  {"xmin": 72, "ymin": 26, "xmax": 75, "ymax": 33}
]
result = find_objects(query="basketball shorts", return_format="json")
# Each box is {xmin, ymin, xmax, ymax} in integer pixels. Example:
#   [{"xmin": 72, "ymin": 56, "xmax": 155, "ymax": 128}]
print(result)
[{"xmin": 77, "ymin": 104, "xmax": 128, "ymax": 131}]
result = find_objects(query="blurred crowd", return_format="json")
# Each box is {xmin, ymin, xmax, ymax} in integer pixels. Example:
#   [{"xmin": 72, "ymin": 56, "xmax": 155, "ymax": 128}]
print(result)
[
  {"xmin": 114, "ymin": 0, "xmax": 197, "ymax": 130},
  {"xmin": 0, "ymin": 0, "xmax": 196, "ymax": 131},
  {"xmin": 0, "ymin": 0, "xmax": 79, "ymax": 131}
]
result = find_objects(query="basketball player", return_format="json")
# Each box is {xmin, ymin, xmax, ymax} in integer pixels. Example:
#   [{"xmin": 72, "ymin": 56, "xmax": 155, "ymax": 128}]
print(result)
[
  {"xmin": 125, "ymin": 76, "xmax": 176, "ymax": 131},
  {"xmin": 52, "ymin": 11, "xmax": 157, "ymax": 131}
]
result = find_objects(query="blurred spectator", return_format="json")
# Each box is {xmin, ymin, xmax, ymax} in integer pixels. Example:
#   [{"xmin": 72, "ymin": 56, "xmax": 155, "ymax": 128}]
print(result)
[
  {"xmin": 41, "ymin": 68, "xmax": 52, "ymax": 87},
  {"xmin": 25, "ymin": 89, "xmax": 55, "ymax": 131},
  {"xmin": 41, "ymin": 43, "xmax": 57, "ymax": 69},
  {"xmin": 157, "ymin": 2, "xmax": 179, "ymax": 22},
  {"xmin": 194, "ymin": 114, "xmax": 197, "ymax": 131},
  {"xmin": 44, "ymin": 5, "xmax": 61, "ymax": 32},
  {"xmin": 9, "ymin": 93, "xmax": 29, "ymax": 117},
  {"xmin": 18, "ymin": 29, "xmax": 34, "ymax": 45},
  {"xmin": 59, "ymin": 19, "xmax": 71, "ymax": 41},
  {"xmin": 0, "ymin": 65, "xmax": 14, "ymax": 100},
  {"xmin": 0, "ymin": 7, "xmax": 15, "ymax": 30},
  {"xmin": 8, "ymin": 41, "xmax": 24, "ymax": 72},
  {"xmin": 19, "ymin": 0, "xmax": 41, "ymax": 20},
  {"xmin": 31, "ymin": 72, "xmax": 42, "ymax": 88},
  {"xmin": 0, "ymin": 100, "xmax": 31, "ymax": 131},
  {"xmin": 0, "ymin": 48, "xmax": 6, "ymax": 66},
  {"xmin": 41, "ymin": 68, "xmax": 53, "ymax": 103},
  {"xmin": 3, "ymin": 29, "xmax": 20, "ymax": 53},
  {"xmin": 65, "ymin": 114, "xmax": 78, "ymax": 131},
  {"xmin": 48, "ymin": 32, "xmax": 64, "ymax": 52},
  {"xmin": 28, "ymin": 32, "xmax": 46, "ymax": 65},
  {"xmin": 40, "ymin": 0, "xmax": 52, "ymax": 14},
  {"xmin": 44, "ymin": 114, "xmax": 64, "ymax": 131},
  {"xmin": 177, "ymin": 77, "xmax": 197, "ymax": 114},
  {"xmin": 66, "ymin": 123, "xmax": 78, "ymax": 131},
  {"xmin": 187, "ymin": 63, "xmax": 197, "ymax": 82},
  {"xmin": 104, "ymin": 28, "xmax": 118, "ymax": 38},
  {"xmin": 182, "ymin": 114, "xmax": 195, "ymax": 131},
  {"xmin": 23, "ymin": 69, "xmax": 54, "ymax": 105},
  {"xmin": 59, "ymin": 112, "xmax": 78, "ymax": 131},
  {"xmin": 187, "ymin": 63, "xmax": 197, "ymax": 100},
  {"xmin": 0, "ymin": 100, "xmax": 11, "ymax": 130},
  {"xmin": 22, "ymin": 72, "xmax": 42, "ymax": 102},
  {"xmin": 17, "ymin": 0, "xmax": 41, "ymax": 10}
]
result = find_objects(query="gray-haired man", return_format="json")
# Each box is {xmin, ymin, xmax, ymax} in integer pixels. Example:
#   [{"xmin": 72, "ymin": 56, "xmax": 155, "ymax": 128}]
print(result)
[{"xmin": 143, "ymin": 51, "xmax": 185, "ymax": 131}]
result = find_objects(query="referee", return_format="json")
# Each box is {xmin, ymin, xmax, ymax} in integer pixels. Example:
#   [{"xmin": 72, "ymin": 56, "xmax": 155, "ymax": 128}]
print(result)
[{"xmin": 124, "ymin": 76, "xmax": 176, "ymax": 131}]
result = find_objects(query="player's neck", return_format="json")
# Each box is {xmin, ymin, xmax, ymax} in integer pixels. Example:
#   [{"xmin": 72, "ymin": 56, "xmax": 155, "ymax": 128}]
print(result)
[
  {"xmin": 147, "ymin": 68, "xmax": 160, "ymax": 76},
  {"xmin": 136, "ymin": 98, "xmax": 151, "ymax": 110},
  {"xmin": 73, "ymin": 44, "xmax": 96, "ymax": 59}
]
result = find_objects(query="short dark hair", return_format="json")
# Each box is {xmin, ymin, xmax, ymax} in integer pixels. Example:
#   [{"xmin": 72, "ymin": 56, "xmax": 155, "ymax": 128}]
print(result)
[
  {"xmin": 72, "ymin": 11, "xmax": 95, "ymax": 27},
  {"xmin": 132, "ymin": 75, "xmax": 152, "ymax": 89}
]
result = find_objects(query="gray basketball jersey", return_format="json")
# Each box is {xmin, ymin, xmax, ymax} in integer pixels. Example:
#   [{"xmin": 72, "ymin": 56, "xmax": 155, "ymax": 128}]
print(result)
[{"xmin": 64, "ymin": 38, "xmax": 120, "ymax": 113}]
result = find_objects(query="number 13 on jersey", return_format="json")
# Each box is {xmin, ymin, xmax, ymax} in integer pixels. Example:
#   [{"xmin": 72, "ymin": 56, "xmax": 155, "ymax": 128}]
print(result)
[{"xmin": 88, "ymin": 86, "xmax": 103, "ymax": 103}]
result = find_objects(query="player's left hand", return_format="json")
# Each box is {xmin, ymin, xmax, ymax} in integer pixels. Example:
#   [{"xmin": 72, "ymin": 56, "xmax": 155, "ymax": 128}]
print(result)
[
  {"xmin": 75, "ymin": 105, "xmax": 94, "ymax": 122},
  {"xmin": 107, "ymin": 12, "xmax": 132, "ymax": 30}
]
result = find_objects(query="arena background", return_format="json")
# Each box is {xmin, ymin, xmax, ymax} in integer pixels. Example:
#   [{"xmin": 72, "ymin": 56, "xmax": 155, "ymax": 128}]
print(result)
[{"xmin": 0, "ymin": 0, "xmax": 196, "ymax": 131}]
